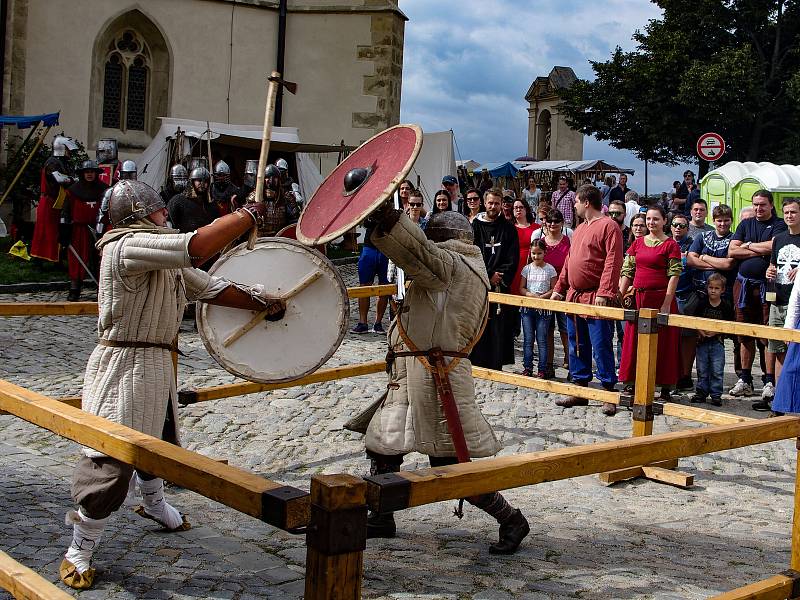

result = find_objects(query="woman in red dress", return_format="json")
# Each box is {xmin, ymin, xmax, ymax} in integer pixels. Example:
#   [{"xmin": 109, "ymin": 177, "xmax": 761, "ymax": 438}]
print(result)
[
  {"xmin": 511, "ymin": 198, "xmax": 540, "ymax": 298},
  {"xmin": 618, "ymin": 206, "xmax": 682, "ymax": 397}
]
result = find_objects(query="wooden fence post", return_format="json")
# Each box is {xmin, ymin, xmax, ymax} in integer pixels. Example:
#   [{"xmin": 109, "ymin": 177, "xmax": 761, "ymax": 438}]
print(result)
[
  {"xmin": 304, "ymin": 474, "xmax": 367, "ymax": 600},
  {"xmin": 632, "ymin": 308, "xmax": 659, "ymax": 438},
  {"xmin": 792, "ymin": 440, "xmax": 800, "ymax": 572}
]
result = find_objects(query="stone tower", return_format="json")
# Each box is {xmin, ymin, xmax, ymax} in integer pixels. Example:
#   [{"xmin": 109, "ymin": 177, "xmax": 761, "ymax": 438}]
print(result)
[{"xmin": 525, "ymin": 66, "xmax": 583, "ymax": 161}]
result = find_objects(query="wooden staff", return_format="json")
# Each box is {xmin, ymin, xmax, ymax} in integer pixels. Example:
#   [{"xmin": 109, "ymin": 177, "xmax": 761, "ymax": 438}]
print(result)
[
  {"xmin": 247, "ymin": 71, "xmax": 283, "ymax": 250},
  {"xmin": 206, "ymin": 121, "xmax": 214, "ymax": 187}
]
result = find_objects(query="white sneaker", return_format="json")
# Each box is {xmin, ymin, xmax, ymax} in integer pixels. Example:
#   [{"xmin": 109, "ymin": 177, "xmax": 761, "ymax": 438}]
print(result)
[
  {"xmin": 762, "ymin": 382, "xmax": 776, "ymax": 400},
  {"xmin": 729, "ymin": 379, "xmax": 754, "ymax": 397}
]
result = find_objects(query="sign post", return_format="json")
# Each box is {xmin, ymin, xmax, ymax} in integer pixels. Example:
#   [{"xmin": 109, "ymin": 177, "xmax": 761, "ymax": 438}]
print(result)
[{"xmin": 696, "ymin": 132, "xmax": 726, "ymax": 162}]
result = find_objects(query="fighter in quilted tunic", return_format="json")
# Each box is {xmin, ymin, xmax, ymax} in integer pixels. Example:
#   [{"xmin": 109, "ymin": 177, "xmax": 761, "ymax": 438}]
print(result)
[
  {"xmin": 361, "ymin": 206, "xmax": 530, "ymax": 555},
  {"xmin": 60, "ymin": 181, "xmax": 284, "ymax": 590}
]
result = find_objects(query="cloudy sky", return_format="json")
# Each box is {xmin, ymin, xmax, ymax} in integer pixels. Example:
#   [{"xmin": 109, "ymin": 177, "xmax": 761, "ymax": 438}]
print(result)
[{"xmin": 398, "ymin": 0, "xmax": 692, "ymax": 195}]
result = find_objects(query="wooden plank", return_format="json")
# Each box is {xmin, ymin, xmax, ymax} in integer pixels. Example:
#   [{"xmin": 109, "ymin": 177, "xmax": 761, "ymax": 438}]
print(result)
[
  {"xmin": 632, "ymin": 309, "xmax": 659, "ymax": 437},
  {"xmin": 661, "ymin": 403, "xmax": 756, "ymax": 425},
  {"xmin": 0, "ymin": 379, "xmax": 309, "ymax": 530},
  {"xmin": 709, "ymin": 574, "xmax": 794, "ymax": 600},
  {"xmin": 641, "ymin": 466, "xmax": 694, "ymax": 488},
  {"xmin": 0, "ymin": 550, "xmax": 74, "ymax": 600},
  {"xmin": 347, "ymin": 284, "xmax": 397, "ymax": 299},
  {"xmin": 472, "ymin": 367, "xmax": 619, "ymax": 403},
  {"xmin": 666, "ymin": 313, "xmax": 800, "ymax": 345},
  {"xmin": 599, "ymin": 459, "xmax": 678, "ymax": 485},
  {"xmin": 488, "ymin": 292, "xmax": 626, "ymax": 320},
  {"xmin": 179, "ymin": 360, "xmax": 386, "ymax": 403},
  {"xmin": 366, "ymin": 417, "xmax": 800, "ymax": 510},
  {"xmin": 0, "ymin": 302, "xmax": 98, "ymax": 316}
]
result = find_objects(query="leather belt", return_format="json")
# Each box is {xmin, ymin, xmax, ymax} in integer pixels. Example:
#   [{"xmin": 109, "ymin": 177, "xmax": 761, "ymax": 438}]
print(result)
[{"xmin": 97, "ymin": 339, "xmax": 183, "ymax": 355}]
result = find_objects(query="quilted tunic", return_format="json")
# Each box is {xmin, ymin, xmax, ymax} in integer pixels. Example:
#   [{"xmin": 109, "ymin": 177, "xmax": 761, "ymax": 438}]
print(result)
[
  {"xmin": 366, "ymin": 214, "xmax": 501, "ymax": 458},
  {"xmin": 81, "ymin": 229, "xmax": 225, "ymax": 457}
]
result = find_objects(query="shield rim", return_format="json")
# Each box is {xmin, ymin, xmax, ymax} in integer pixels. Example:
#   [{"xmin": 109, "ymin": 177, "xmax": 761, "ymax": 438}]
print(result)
[
  {"xmin": 296, "ymin": 123, "xmax": 423, "ymax": 246},
  {"xmin": 196, "ymin": 237, "xmax": 350, "ymax": 384}
]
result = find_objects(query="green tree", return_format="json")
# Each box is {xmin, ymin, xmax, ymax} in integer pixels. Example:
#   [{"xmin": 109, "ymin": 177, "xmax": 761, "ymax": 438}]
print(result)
[{"xmin": 559, "ymin": 0, "xmax": 800, "ymax": 166}]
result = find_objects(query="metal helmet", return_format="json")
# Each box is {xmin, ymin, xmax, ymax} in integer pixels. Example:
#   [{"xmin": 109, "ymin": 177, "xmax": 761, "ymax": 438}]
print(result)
[
  {"xmin": 119, "ymin": 160, "xmax": 138, "ymax": 180},
  {"xmin": 190, "ymin": 166, "xmax": 210, "ymax": 181},
  {"xmin": 244, "ymin": 159, "xmax": 259, "ymax": 176},
  {"xmin": 108, "ymin": 180, "xmax": 166, "ymax": 227},
  {"xmin": 276, "ymin": 158, "xmax": 289, "ymax": 172},
  {"xmin": 76, "ymin": 159, "xmax": 102, "ymax": 173},
  {"xmin": 169, "ymin": 164, "xmax": 188, "ymax": 192},
  {"xmin": 264, "ymin": 164, "xmax": 282, "ymax": 194},
  {"xmin": 214, "ymin": 160, "xmax": 231, "ymax": 176},
  {"xmin": 425, "ymin": 211, "xmax": 474, "ymax": 244},
  {"xmin": 53, "ymin": 135, "xmax": 78, "ymax": 157}
]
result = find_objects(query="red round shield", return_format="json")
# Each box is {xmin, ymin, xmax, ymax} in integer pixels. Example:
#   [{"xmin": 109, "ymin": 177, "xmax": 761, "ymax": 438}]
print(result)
[{"xmin": 296, "ymin": 124, "xmax": 422, "ymax": 245}]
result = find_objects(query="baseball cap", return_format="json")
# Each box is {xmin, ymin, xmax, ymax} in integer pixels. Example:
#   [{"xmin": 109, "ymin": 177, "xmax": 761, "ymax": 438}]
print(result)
[{"xmin": 442, "ymin": 175, "xmax": 457, "ymax": 185}]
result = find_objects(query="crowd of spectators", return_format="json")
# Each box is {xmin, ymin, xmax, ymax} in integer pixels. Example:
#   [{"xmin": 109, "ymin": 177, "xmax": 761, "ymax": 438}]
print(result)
[{"xmin": 352, "ymin": 171, "xmax": 800, "ymax": 415}]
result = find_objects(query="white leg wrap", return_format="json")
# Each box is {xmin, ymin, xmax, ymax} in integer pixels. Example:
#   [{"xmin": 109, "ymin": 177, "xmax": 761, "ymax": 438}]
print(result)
[
  {"xmin": 124, "ymin": 472, "xmax": 138, "ymax": 506},
  {"xmin": 136, "ymin": 476, "xmax": 183, "ymax": 530},
  {"xmin": 64, "ymin": 509, "xmax": 107, "ymax": 574}
]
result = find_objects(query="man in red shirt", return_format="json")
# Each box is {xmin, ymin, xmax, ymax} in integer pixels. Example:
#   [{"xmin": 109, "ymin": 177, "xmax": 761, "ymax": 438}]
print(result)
[{"xmin": 551, "ymin": 185, "xmax": 623, "ymax": 415}]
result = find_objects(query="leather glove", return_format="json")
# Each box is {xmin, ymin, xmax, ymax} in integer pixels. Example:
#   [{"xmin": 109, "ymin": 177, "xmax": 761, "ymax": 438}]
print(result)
[
  {"xmin": 240, "ymin": 202, "xmax": 267, "ymax": 228},
  {"xmin": 365, "ymin": 198, "xmax": 402, "ymax": 233},
  {"xmin": 58, "ymin": 223, "xmax": 72, "ymax": 248}
]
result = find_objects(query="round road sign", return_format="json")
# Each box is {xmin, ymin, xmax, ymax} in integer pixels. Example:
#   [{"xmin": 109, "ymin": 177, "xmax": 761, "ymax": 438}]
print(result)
[{"xmin": 697, "ymin": 132, "xmax": 725, "ymax": 161}]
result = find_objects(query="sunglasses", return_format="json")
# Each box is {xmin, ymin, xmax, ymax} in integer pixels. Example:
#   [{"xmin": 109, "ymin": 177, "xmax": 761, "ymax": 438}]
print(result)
[
  {"xmin": 608, "ymin": 211, "xmax": 623, "ymax": 217},
  {"xmin": 546, "ymin": 219, "xmax": 563, "ymax": 224},
  {"xmin": 409, "ymin": 202, "xmax": 422, "ymax": 207},
  {"xmin": 672, "ymin": 223, "xmax": 688, "ymax": 229},
  {"xmin": 467, "ymin": 197, "xmax": 480, "ymax": 202}
]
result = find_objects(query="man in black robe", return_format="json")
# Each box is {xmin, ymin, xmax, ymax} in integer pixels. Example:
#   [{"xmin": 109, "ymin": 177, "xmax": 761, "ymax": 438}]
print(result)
[{"xmin": 470, "ymin": 188, "xmax": 519, "ymax": 370}]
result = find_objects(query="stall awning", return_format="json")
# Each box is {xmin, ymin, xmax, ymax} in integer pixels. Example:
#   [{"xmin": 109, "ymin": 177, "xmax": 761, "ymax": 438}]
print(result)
[
  {"xmin": 521, "ymin": 159, "xmax": 635, "ymax": 175},
  {"xmin": 0, "ymin": 112, "xmax": 60, "ymax": 128}
]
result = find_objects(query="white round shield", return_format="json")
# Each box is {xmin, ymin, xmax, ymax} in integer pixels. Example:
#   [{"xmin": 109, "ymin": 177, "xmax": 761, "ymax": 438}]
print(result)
[{"xmin": 197, "ymin": 238, "xmax": 349, "ymax": 383}]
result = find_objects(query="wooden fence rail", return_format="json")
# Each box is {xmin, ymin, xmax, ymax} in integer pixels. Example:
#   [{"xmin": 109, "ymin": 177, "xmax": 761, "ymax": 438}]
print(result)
[
  {"xmin": 0, "ymin": 550, "xmax": 73, "ymax": 600},
  {"xmin": 365, "ymin": 416, "xmax": 800, "ymax": 513},
  {"xmin": 663, "ymin": 312, "xmax": 800, "ymax": 344},
  {"xmin": 710, "ymin": 572, "xmax": 799, "ymax": 600},
  {"xmin": 0, "ymin": 379, "xmax": 309, "ymax": 531}
]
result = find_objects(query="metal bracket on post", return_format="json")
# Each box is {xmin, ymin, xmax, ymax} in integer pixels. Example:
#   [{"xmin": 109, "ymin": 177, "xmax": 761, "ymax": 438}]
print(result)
[
  {"xmin": 364, "ymin": 472, "xmax": 411, "ymax": 514},
  {"xmin": 657, "ymin": 312, "xmax": 670, "ymax": 327},
  {"xmin": 618, "ymin": 393, "xmax": 634, "ymax": 408},
  {"xmin": 262, "ymin": 486, "xmax": 310, "ymax": 531},
  {"xmin": 177, "ymin": 389, "xmax": 198, "ymax": 405},
  {"xmin": 780, "ymin": 569, "xmax": 800, "ymax": 598},
  {"xmin": 638, "ymin": 316, "xmax": 660, "ymax": 334},
  {"xmin": 623, "ymin": 309, "xmax": 638, "ymax": 322},
  {"xmin": 631, "ymin": 404, "xmax": 654, "ymax": 423}
]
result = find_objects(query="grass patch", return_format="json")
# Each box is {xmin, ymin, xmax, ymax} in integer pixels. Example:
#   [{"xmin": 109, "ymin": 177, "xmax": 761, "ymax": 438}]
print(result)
[{"xmin": 0, "ymin": 237, "xmax": 69, "ymax": 284}]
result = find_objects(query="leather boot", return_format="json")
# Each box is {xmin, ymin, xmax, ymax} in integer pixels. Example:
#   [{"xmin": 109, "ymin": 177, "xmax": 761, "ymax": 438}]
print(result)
[
  {"xmin": 469, "ymin": 492, "xmax": 530, "ymax": 554},
  {"xmin": 67, "ymin": 283, "xmax": 81, "ymax": 302},
  {"xmin": 366, "ymin": 452, "xmax": 403, "ymax": 540}
]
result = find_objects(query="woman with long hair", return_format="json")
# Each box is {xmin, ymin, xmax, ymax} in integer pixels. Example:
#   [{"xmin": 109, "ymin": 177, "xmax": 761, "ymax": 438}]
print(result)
[
  {"xmin": 628, "ymin": 212, "xmax": 647, "ymax": 247},
  {"xmin": 464, "ymin": 188, "xmax": 483, "ymax": 222},
  {"xmin": 431, "ymin": 189, "xmax": 452, "ymax": 215},
  {"xmin": 510, "ymin": 198, "xmax": 540, "ymax": 302},
  {"xmin": 618, "ymin": 206, "xmax": 682, "ymax": 398}
]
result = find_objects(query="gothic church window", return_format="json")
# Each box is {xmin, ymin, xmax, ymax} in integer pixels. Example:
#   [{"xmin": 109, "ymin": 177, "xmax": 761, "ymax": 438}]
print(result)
[{"xmin": 101, "ymin": 30, "xmax": 150, "ymax": 132}]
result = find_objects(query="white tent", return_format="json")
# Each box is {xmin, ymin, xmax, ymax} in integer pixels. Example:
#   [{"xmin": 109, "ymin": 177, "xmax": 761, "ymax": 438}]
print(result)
[
  {"xmin": 409, "ymin": 131, "xmax": 457, "ymax": 209},
  {"xmin": 136, "ymin": 117, "xmax": 347, "ymax": 198}
]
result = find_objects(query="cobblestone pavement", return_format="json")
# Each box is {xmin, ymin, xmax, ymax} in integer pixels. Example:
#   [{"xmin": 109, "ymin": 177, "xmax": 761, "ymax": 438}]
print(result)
[{"xmin": 0, "ymin": 264, "xmax": 794, "ymax": 599}]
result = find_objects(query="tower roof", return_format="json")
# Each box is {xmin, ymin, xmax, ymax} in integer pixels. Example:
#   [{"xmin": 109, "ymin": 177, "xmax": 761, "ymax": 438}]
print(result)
[{"xmin": 525, "ymin": 66, "xmax": 577, "ymax": 102}]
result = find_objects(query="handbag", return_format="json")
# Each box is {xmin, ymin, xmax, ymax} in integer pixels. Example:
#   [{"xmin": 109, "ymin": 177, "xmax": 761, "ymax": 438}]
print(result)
[{"xmin": 621, "ymin": 287, "xmax": 636, "ymax": 310}]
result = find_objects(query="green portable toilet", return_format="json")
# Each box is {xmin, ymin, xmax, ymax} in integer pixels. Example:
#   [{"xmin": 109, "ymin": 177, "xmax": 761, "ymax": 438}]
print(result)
[
  {"xmin": 731, "ymin": 163, "xmax": 800, "ymax": 218},
  {"xmin": 700, "ymin": 162, "xmax": 770, "ymax": 223}
]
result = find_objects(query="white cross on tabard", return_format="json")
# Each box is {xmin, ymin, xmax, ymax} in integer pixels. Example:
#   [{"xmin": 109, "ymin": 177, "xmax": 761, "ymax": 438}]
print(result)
[{"xmin": 485, "ymin": 235, "xmax": 501, "ymax": 255}]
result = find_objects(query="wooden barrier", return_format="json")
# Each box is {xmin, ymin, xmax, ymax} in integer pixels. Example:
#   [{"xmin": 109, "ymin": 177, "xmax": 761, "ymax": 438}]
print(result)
[
  {"xmin": 179, "ymin": 360, "xmax": 386, "ymax": 404},
  {"xmin": 0, "ymin": 379, "xmax": 309, "ymax": 530},
  {"xmin": 664, "ymin": 313, "xmax": 800, "ymax": 344},
  {"xmin": 488, "ymin": 291, "xmax": 629, "ymax": 321},
  {"xmin": 472, "ymin": 366, "xmax": 618, "ymax": 403},
  {"xmin": 365, "ymin": 416, "xmax": 800, "ymax": 512},
  {"xmin": 0, "ymin": 550, "xmax": 73, "ymax": 600},
  {"xmin": 710, "ymin": 573, "xmax": 798, "ymax": 600}
]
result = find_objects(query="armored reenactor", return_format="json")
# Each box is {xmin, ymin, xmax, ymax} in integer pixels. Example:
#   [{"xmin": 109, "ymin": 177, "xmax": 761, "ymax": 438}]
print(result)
[
  {"xmin": 167, "ymin": 166, "xmax": 220, "ymax": 234},
  {"xmin": 97, "ymin": 160, "xmax": 139, "ymax": 235},
  {"xmin": 62, "ymin": 160, "xmax": 108, "ymax": 300},
  {"xmin": 358, "ymin": 206, "xmax": 530, "ymax": 555},
  {"xmin": 31, "ymin": 136, "xmax": 77, "ymax": 262},
  {"xmin": 276, "ymin": 157, "xmax": 304, "ymax": 209},
  {"xmin": 211, "ymin": 160, "xmax": 240, "ymax": 215},
  {"xmin": 59, "ymin": 180, "xmax": 283, "ymax": 590},
  {"xmin": 245, "ymin": 164, "xmax": 299, "ymax": 236},
  {"xmin": 160, "ymin": 163, "xmax": 188, "ymax": 203}
]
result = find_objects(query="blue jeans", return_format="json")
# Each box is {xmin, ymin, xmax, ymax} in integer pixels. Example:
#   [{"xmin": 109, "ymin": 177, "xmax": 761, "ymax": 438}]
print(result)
[
  {"xmin": 522, "ymin": 308, "xmax": 551, "ymax": 373},
  {"xmin": 696, "ymin": 338, "xmax": 725, "ymax": 399},
  {"xmin": 566, "ymin": 316, "xmax": 617, "ymax": 387}
]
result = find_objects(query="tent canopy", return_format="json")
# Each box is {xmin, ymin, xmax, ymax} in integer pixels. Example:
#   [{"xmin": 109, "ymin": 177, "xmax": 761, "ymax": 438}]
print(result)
[
  {"xmin": 470, "ymin": 161, "xmax": 521, "ymax": 178},
  {"xmin": 136, "ymin": 117, "xmax": 349, "ymax": 198},
  {"xmin": 521, "ymin": 159, "xmax": 635, "ymax": 175},
  {"xmin": 0, "ymin": 112, "xmax": 60, "ymax": 128},
  {"xmin": 408, "ymin": 131, "xmax": 457, "ymax": 209}
]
